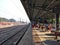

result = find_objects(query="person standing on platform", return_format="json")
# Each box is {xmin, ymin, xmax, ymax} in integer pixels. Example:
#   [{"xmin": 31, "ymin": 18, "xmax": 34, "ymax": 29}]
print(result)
[{"xmin": 44, "ymin": 20, "xmax": 49, "ymax": 31}]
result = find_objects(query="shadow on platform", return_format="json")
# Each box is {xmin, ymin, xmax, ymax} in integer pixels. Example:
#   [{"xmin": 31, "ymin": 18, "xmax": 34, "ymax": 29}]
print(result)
[{"xmin": 43, "ymin": 40, "xmax": 60, "ymax": 45}]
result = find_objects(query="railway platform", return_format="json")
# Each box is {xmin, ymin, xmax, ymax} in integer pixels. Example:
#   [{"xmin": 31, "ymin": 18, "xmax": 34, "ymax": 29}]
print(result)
[{"xmin": 32, "ymin": 28, "xmax": 60, "ymax": 45}]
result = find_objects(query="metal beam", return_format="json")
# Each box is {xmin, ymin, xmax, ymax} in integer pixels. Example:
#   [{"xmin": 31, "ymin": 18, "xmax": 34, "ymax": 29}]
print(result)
[
  {"xmin": 31, "ymin": 0, "xmax": 37, "ymax": 20},
  {"xmin": 35, "ymin": 10, "xmax": 41, "ymax": 19},
  {"xmin": 46, "ymin": 0, "xmax": 56, "ymax": 8},
  {"xmin": 40, "ymin": 0, "xmax": 55, "ymax": 17}
]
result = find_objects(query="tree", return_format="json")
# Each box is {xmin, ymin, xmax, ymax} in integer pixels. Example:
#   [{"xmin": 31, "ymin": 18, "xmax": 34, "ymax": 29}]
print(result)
[{"xmin": 0, "ymin": 17, "xmax": 8, "ymax": 22}]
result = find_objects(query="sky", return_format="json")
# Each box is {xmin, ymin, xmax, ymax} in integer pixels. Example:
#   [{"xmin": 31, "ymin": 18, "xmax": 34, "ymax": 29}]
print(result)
[{"xmin": 0, "ymin": 0, "xmax": 30, "ymax": 23}]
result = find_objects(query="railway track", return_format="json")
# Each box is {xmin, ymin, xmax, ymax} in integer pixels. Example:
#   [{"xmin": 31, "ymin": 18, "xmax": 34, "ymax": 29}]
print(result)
[
  {"xmin": 0, "ymin": 26, "xmax": 18, "ymax": 34},
  {"xmin": 0, "ymin": 24, "xmax": 29, "ymax": 45}
]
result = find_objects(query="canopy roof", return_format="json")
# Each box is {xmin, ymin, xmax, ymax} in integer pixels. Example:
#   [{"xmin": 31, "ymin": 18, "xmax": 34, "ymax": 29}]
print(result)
[{"xmin": 21, "ymin": 0, "xmax": 60, "ymax": 20}]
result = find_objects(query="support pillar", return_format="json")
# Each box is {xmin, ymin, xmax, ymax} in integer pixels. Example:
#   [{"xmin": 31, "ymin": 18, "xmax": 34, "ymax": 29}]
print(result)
[
  {"xmin": 56, "ymin": 13, "xmax": 59, "ymax": 31},
  {"xmin": 55, "ymin": 13, "xmax": 59, "ymax": 39}
]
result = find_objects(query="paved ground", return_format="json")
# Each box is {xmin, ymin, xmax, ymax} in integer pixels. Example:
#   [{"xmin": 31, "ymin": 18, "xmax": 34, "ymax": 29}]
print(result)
[{"xmin": 32, "ymin": 28, "xmax": 60, "ymax": 45}]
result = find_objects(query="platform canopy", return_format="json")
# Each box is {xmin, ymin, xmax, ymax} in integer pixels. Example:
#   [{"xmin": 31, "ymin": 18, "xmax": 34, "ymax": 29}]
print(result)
[{"xmin": 21, "ymin": 0, "xmax": 60, "ymax": 21}]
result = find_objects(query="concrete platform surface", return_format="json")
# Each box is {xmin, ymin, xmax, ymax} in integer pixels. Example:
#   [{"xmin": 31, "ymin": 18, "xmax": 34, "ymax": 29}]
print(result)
[{"xmin": 32, "ymin": 28, "xmax": 60, "ymax": 45}]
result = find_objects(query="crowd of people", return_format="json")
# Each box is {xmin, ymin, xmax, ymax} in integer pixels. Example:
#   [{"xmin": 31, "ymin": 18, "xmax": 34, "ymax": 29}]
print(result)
[{"xmin": 32, "ymin": 20, "xmax": 53, "ymax": 32}]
